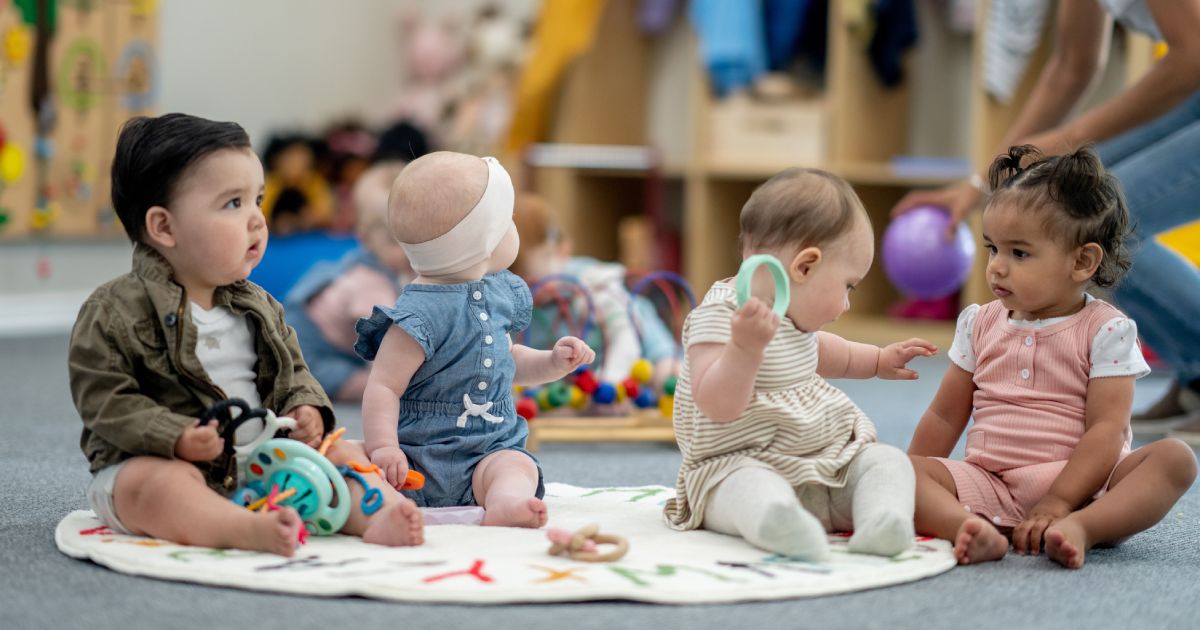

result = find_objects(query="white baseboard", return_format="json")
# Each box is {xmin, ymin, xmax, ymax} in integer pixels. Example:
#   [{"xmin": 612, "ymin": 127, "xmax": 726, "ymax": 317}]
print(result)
[{"xmin": 0, "ymin": 291, "xmax": 91, "ymax": 337}]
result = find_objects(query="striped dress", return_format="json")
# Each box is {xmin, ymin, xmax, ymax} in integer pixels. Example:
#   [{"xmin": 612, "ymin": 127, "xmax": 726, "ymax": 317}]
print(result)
[{"xmin": 664, "ymin": 282, "xmax": 877, "ymax": 530}]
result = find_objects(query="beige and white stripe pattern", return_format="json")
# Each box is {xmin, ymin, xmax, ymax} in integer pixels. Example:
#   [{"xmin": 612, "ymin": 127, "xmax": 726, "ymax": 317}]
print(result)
[{"xmin": 664, "ymin": 282, "xmax": 877, "ymax": 531}]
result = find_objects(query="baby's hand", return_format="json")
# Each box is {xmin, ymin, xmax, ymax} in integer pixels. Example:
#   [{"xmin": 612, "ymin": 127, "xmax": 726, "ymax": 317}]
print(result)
[
  {"xmin": 285, "ymin": 404, "xmax": 324, "ymax": 448},
  {"xmin": 552, "ymin": 336, "xmax": 596, "ymax": 374},
  {"xmin": 369, "ymin": 446, "xmax": 411, "ymax": 491},
  {"xmin": 731, "ymin": 297, "xmax": 779, "ymax": 355},
  {"xmin": 1013, "ymin": 495, "xmax": 1072, "ymax": 556},
  {"xmin": 174, "ymin": 419, "xmax": 224, "ymax": 462},
  {"xmin": 876, "ymin": 338, "xmax": 937, "ymax": 380}
]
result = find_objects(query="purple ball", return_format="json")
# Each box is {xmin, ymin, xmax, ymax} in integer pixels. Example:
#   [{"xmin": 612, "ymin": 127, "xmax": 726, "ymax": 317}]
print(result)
[{"xmin": 882, "ymin": 206, "xmax": 976, "ymax": 299}]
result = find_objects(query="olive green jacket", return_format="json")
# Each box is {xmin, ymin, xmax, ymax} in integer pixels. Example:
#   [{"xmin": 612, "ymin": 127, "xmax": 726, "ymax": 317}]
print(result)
[{"xmin": 68, "ymin": 244, "xmax": 335, "ymax": 493}]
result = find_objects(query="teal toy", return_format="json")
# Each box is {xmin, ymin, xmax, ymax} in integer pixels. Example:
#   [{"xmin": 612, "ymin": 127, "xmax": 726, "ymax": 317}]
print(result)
[{"xmin": 735, "ymin": 254, "xmax": 790, "ymax": 318}]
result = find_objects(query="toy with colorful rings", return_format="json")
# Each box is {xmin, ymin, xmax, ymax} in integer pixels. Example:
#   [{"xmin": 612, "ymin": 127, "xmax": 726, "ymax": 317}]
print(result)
[
  {"xmin": 207, "ymin": 399, "xmax": 351, "ymax": 536},
  {"xmin": 735, "ymin": 254, "xmax": 790, "ymax": 318}
]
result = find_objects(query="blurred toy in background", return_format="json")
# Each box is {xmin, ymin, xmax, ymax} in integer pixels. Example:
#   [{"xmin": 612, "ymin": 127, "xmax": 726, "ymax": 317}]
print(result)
[
  {"xmin": 391, "ymin": 7, "xmax": 467, "ymax": 146},
  {"xmin": 447, "ymin": 3, "xmax": 532, "ymax": 155},
  {"xmin": 262, "ymin": 132, "xmax": 334, "ymax": 231},
  {"xmin": 512, "ymin": 193, "xmax": 688, "ymax": 418},
  {"xmin": 285, "ymin": 162, "xmax": 412, "ymax": 402},
  {"xmin": 319, "ymin": 120, "xmax": 378, "ymax": 233}
]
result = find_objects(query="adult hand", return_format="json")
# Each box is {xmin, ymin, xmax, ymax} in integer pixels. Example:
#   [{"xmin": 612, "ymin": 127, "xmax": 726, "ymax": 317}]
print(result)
[{"xmin": 890, "ymin": 181, "xmax": 984, "ymax": 238}]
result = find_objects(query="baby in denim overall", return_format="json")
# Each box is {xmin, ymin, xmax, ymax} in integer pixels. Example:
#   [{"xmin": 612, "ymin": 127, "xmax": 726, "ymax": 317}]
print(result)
[{"xmin": 356, "ymin": 152, "xmax": 595, "ymax": 527}]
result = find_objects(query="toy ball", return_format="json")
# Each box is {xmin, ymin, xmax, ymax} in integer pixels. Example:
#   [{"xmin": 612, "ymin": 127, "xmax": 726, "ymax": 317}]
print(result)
[
  {"xmin": 536, "ymin": 388, "xmax": 553, "ymax": 410},
  {"xmin": 593, "ymin": 382, "xmax": 617, "ymax": 405},
  {"xmin": 658, "ymin": 395, "xmax": 674, "ymax": 418},
  {"xmin": 634, "ymin": 389, "xmax": 657, "ymax": 409},
  {"xmin": 546, "ymin": 381, "xmax": 571, "ymax": 408},
  {"xmin": 568, "ymin": 385, "xmax": 588, "ymax": 409},
  {"xmin": 516, "ymin": 397, "xmax": 538, "ymax": 421},
  {"xmin": 575, "ymin": 369, "xmax": 599, "ymax": 394},
  {"xmin": 882, "ymin": 205, "xmax": 976, "ymax": 299},
  {"xmin": 662, "ymin": 375, "xmax": 678, "ymax": 397},
  {"xmin": 621, "ymin": 377, "xmax": 641, "ymax": 401},
  {"xmin": 630, "ymin": 358, "xmax": 653, "ymax": 384},
  {"xmin": 614, "ymin": 382, "xmax": 628, "ymax": 403},
  {"xmin": 522, "ymin": 386, "xmax": 539, "ymax": 399}
]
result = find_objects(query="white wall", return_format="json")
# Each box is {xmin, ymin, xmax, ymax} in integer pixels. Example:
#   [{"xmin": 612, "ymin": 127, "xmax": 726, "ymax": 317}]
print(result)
[{"xmin": 159, "ymin": 0, "xmax": 411, "ymax": 147}]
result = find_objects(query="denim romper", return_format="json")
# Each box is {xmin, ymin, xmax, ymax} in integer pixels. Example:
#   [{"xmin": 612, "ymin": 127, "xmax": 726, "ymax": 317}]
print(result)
[
  {"xmin": 285, "ymin": 247, "xmax": 401, "ymax": 396},
  {"xmin": 355, "ymin": 270, "xmax": 544, "ymax": 508}
]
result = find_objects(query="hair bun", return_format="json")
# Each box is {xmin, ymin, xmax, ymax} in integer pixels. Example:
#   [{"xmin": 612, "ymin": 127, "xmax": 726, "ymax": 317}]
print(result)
[{"xmin": 987, "ymin": 144, "xmax": 1042, "ymax": 191}]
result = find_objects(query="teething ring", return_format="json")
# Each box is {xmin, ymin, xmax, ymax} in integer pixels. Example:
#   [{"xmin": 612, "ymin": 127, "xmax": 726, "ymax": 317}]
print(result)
[
  {"xmin": 735, "ymin": 254, "xmax": 790, "ymax": 318},
  {"xmin": 244, "ymin": 438, "xmax": 351, "ymax": 535},
  {"xmin": 547, "ymin": 523, "xmax": 629, "ymax": 562}
]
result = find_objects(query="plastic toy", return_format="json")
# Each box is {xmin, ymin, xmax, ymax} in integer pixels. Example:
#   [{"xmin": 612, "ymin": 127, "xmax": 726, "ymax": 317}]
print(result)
[
  {"xmin": 882, "ymin": 205, "xmax": 976, "ymax": 299},
  {"xmin": 546, "ymin": 523, "xmax": 629, "ymax": 562},
  {"xmin": 735, "ymin": 254, "xmax": 790, "ymax": 317}
]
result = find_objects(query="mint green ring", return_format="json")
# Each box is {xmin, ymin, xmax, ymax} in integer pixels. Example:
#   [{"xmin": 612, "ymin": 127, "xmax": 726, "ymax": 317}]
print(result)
[{"xmin": 735, "ymin": 254, "xmax": 790, "ymax": 318}]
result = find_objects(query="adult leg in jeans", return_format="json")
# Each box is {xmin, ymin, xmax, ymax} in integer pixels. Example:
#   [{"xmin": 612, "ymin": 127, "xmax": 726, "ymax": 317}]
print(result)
[
  {"xmin": 1106, "ymin": 117, "xmax": 1200, "ymax": 431},
  {"xmin": 1098, "ymin": 91, "xmax": 1200, "ymax": 423}
]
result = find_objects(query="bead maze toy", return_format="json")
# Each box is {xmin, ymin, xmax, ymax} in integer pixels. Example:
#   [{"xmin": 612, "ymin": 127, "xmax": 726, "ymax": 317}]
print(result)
[{"xmin": 517, "ymin": 271, "xmax": 693, "ymax": 450}]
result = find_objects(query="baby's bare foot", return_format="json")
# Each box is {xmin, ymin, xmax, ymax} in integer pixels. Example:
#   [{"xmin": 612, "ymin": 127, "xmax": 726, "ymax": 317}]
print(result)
[
  {"xmin": 482, "ymin": 497, "xmax": 548, "ymax": 528},
  {"xmin": 245, "ymin": 508, "xmax": 302, "ymax": 557},
  {"xmin": 953, "ymin": 516, "xmax": 1008, "ymax": 565},
  {"xmin": 1045, "ymin": 518, "xmax": 1088, "ymax": 570},
  {"xmin": 363, "ymin": 497, "xmax": 425, "ymax": 547}
]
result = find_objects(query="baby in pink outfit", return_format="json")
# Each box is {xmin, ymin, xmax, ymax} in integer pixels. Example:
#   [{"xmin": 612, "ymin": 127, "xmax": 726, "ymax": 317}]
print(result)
[{"xmin": 907, "ymin": 146, "xmax": 1197, "ymax": 569}]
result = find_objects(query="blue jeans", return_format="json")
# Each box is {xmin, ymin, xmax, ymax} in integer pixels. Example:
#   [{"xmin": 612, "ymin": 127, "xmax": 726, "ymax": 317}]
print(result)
[{"xmin": 1097, "ymin": 90, "xmax": 1200, "ymax": 383}]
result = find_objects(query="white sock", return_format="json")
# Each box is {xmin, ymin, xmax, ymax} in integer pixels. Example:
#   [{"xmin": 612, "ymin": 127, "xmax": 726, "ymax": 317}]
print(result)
[
  {"xmin": 702, "ymin": 466, "xmax": 830, "ymax": 561},
  {"xmin": 842, "ymin": 444, "xmax": 916, "ymax": 556}
]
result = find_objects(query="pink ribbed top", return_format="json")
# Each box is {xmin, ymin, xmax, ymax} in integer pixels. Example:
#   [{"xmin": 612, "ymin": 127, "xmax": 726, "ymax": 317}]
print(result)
[{"xmin": 964, "ymin": 299, "xmax": 1133, "ymax": 473}]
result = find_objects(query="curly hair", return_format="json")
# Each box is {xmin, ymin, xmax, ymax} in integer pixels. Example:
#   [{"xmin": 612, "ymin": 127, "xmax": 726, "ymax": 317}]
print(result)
[{"xmin": 986, "ymin": 144, "xmax": 1133, "ymax": 288}]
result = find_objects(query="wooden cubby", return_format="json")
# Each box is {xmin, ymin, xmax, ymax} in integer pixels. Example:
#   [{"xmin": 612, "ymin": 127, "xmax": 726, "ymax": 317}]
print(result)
[{"xmin": 525, "ymin": 0, "xmax": 1156, "ymax": 350}]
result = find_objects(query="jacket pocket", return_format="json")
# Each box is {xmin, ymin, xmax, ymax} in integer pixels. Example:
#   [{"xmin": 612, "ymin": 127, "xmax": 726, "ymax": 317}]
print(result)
[{"xmin": 132, "ymin": 317, "xmax": 173, "ymax": 374}]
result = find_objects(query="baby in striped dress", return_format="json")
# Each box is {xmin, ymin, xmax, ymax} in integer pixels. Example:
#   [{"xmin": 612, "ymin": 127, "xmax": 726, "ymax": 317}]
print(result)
[
  {"xmin": 908, "ymin": 146, "xmax": 1197, "ymax": 568},
  {"xmin": 665, "ymin": 168, "xmax": 937, "ymax": 560}
]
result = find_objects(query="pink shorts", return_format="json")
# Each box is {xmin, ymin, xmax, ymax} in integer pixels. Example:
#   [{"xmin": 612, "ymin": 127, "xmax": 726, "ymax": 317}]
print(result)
[{"xmin": 933, "ymin": 453, "xmax": 1129, "ymax": 529}]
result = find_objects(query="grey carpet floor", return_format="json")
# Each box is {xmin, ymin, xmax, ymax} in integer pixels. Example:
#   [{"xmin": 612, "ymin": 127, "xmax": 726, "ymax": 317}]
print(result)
[{"xmin": 1, "ymin": 334, "xmax": 1197, "ymax": 630}]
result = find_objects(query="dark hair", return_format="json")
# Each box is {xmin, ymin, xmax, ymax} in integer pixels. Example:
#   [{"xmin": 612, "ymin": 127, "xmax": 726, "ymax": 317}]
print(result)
[
  {"xmin": 373, "ymin": 121, "xmax": 431, "ymax": 163},
  {"xmin": 111, "ymin": 113, "xmax": 251, "ymax": 243},
  {"xmin": 987, "ymin": 145, "xmax": 1133, "ymax": 288},
  {"xmin": 739, "ymin": 168, "xmax": 866, "ymax": 253}
]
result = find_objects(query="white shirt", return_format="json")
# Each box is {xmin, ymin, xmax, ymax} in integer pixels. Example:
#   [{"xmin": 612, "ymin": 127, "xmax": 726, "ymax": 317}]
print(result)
[
  {"xmin": 191, "ymin": 303, "xmax": 262, "ymax": 444},
  {"xmin": 949, "ymin": 295, "xmax": 1151, "ymax": 379}
]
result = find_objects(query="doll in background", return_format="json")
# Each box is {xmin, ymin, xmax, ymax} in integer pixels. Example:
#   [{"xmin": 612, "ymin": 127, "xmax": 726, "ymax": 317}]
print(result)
[
  {"xmin": 511, "ymin": 193, "xmax": 680, "ymax": 393},
  {"xmin": 261, "ymin": 133, "xmax": 333, "ymax": 231},
  {"xmin": 356, "ymin": 152, "xmax": 595, "ymax": 527}
]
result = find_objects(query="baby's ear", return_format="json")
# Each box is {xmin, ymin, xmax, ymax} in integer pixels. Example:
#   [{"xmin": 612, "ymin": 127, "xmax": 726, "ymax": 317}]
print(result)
[
  {"xmin": 788, "ymin": 247, "xmax": 822, "ymax": 283},
  {"xmin": 1072, "ymin": 242, "xmax": 1103, "ymax": 282},
  {"xmin": 143, "ymin": 206, "xmax": 176, "ymax": 249}
]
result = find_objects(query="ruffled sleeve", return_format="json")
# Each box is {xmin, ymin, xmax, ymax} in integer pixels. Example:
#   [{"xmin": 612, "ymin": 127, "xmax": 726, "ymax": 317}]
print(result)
[
  {"xmin": 504, "ymin": 271, "xmax": 533, "ymax": 334},
  {"xmin": 354, "ymin": 304, "xmax": 433, "ymax": 361}
]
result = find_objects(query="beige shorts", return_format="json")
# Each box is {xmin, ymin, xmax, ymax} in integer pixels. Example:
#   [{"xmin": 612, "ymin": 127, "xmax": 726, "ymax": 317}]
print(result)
[{"xmin": 87, "ymin": 462, "xmax": 135, "ymax": 535}]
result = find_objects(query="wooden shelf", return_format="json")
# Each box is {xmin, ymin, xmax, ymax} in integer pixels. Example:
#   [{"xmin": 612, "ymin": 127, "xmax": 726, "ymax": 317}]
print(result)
[
  {"xmin": 703, "ymin": 160, "xmax": 964, "ymax": 187},
  {"xmin": 824, "ymin": 315, "xmax": 956, "ymax": 349},
  {"xmin": 526, "ymin": 411, "xmax": 676, "ymax": 451}
]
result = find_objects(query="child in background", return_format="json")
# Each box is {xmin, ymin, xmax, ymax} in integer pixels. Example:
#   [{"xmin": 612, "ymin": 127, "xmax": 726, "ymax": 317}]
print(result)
[
  {"xmin": 356, "ymin": 152, "xmax": 595, "ymax": 527},
  {"xmin": 665, "ymin": 168, "xmax": 935, "ymax": 560},
  {"xmin": 908, "ymin": 146, "xmax": 1198, "ymax": 569},
  {"xmin": 286, "ymin": 162, "xmax": 413, "ymax": 402},
  {"xmin": 511, "ymin": 193, "xmax": 680, "ymax": 391},
  {"xmin": 69, "ymin": 114, "xmax": 423, "ymax": 556}
]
